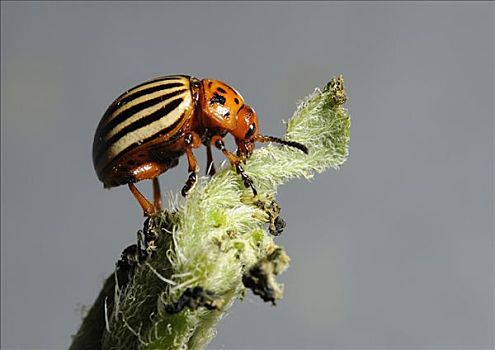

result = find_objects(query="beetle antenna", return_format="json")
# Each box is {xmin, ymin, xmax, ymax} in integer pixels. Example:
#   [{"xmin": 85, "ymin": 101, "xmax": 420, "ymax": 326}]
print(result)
[{"xmin": 255, "ymin": 135, "xmax": 308, "ymax": 154}]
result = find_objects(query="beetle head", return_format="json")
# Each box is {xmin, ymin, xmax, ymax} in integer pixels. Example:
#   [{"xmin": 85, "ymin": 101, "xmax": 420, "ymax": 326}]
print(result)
[{"xmin": 232, "ymin": 104, "xmax": 259, "ymax": 159}]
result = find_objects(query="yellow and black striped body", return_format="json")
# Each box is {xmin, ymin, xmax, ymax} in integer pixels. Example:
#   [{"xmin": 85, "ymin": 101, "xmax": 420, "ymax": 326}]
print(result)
[
  {"xmin": 93, "ymin": 73, "xmax": 309, "ymax": 215},
  {"xmin": 92, "ymin": 75, "xmax": 198, "ymax": 188}
]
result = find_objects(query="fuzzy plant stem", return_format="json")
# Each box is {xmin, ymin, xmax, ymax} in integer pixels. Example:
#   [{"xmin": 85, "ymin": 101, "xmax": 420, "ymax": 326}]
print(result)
[{"xmin": 69, "ymin": 75, "xmax": 351, "ymax": 350}]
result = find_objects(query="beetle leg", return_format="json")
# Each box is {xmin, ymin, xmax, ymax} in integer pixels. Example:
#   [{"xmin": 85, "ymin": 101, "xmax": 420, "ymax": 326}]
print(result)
[
  {"xmin": 182, "ymin": 148, "xmax": 198, "ymax": 196},
  {"xmin": 182, "ymin": 133, "xmax": 200, "ymax": 196},
  {"xmin": 205, "ymin": 143, "xmax": 216, "ymax": 176},
  {"xmin": 128, "ymin": 183, "xmax": 156, "ymax": 217},
  {"xmin": 132, "ymin": 162, "xmax": 170, "ymax": 181},
  {"xmin": 152, "ymin": 177, "xmax": 162, "ymax": 211},
  {"xmin": 211, "ymin": 135, "xmax": 257, "ymax": 196},
  {"xmin": 129, "ymin": 162, "xmax": 170, "ymax": 216}
]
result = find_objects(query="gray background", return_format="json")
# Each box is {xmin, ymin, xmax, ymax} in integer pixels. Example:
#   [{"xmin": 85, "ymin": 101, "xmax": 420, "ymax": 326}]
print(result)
[{"xmin": 1, "ymin": 2, "xmax": 493, "ymax": 349}]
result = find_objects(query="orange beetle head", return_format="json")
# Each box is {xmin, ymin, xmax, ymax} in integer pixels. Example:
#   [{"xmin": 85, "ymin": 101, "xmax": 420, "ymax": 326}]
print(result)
[
  {"xmin": 231, "ymin": 104, "xmax": 259, "ymax": 159},
  {"xmin": 230, "ymin": 104, "xmax": 259, "ymax": 141}
]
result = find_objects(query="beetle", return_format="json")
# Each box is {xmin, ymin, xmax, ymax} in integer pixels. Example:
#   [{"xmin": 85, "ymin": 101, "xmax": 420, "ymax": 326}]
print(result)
[{"xmin": 92, "ymin": 75, "xmax": 308, "ymax": 216}]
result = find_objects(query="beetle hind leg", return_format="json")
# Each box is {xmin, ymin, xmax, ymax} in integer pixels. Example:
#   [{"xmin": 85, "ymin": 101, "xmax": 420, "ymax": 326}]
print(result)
[
  {"xmin": 128, "ymin": 162, "xmax": 169, "ymax": 216},
  {"xmin": 153, "ymin": 177, "xmax": 162, "ymax": 211},
  {"xmin": 128, "ymin": 178, "xmax": 163, "ymax": 217},
  {"xmin": 128, "ymin": 183, "xmax": 156, "ymax": 217}
]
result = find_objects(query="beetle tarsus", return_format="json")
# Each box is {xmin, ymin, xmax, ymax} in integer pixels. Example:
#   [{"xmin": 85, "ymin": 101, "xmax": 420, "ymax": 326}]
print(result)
[
  {"xmin": 205, "ymin": 143, "xmax": 216, "ymax": 176},
  {"xmin": 141, "ymin": 216, "xmax": 160, "ymax": 254},
  {"xmin": 181, "ymin": 171, "xmax": 198, "ymax": 196},
  {"xmin": 236, "ymin": 164, "xmax": 257, "ymax": 195}
]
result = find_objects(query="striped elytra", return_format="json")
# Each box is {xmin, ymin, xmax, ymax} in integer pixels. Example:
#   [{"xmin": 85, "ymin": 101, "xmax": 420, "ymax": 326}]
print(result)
[
  {"xmin": 92, "ymin": 74, "xmax": 308, "ymax": 216},
  {"xmin": 93, "ymin": 75, "xmax": 194, "ymax": 188}
]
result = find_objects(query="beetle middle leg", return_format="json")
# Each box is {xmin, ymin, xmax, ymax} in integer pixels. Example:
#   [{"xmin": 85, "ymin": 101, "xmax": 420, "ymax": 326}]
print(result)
[
  {"xmin": 211, "ymin": 135, "xmax": 257, "ymax": 195},
  {"xmin": 205, "ymin": 143, "xmax": 216, "ymax": 176},
  {"xmin": 181, "ymin": 133, "xmax": 201, "ymax": 196}
]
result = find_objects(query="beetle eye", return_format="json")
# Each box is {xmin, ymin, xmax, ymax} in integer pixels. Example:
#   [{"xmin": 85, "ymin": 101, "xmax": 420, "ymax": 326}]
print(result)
[{"xmin": 245, "ymin": 123, "xmax": 256, "ymax": 139}]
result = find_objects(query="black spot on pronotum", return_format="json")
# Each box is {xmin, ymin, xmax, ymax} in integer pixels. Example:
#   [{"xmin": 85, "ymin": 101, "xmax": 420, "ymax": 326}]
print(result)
[
  {"xmin": 217, "ymin": 87, "xmax": 227, "ymax": 94},
  {"xmin": 209, "ymin": 93, "xmax": 226, "ymax": 106},
  {"xmin": 208, "ymin": 81, "xmax": 212, "ymax": 88},
  {"xmin": 234, "ymin": 98, "xmax": 240, "ymax": 105}
]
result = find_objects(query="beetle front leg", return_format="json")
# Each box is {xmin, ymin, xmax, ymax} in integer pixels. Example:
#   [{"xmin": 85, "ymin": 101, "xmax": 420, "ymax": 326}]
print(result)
[
  {"xmin": 181, "ymin": 133, "xmax": 201, "ymax": 196},
  {"xmin": 211, "ymin": 135, "xmax": 257, "ymax": 196}
]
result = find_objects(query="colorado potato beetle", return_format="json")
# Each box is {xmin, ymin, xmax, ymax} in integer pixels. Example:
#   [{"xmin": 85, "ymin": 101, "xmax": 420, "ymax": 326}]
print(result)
[{"xmin": 92, "ymin": 75, "xmax": 308, "ymax": 216}]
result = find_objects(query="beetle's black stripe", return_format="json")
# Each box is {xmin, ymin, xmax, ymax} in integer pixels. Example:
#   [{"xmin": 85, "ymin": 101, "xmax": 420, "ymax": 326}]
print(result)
[
  {"xmin": 123, "ymin": 75, "xmax": 188, "ymax": 94},
  {"xmin": 99, "ymin": 111, "xmax": 186, "ymax": 177},
  {"xmin": 115, "ymin": 82, "xmax": 184, "ymax": 110},
  {"xmin": 105, "ymin": 76, "xmax": 184, "ymax": 111},
  {"xmin": 101, "ymin": 75, "xmax": 188, "ymax": 125},
  {"xmin": 99, "ymin": 88, "xmax": 187, "ymax": 141},
  {"xmin": 95, "ymin": 97, "xmax": 184, "ymax": 165}
]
